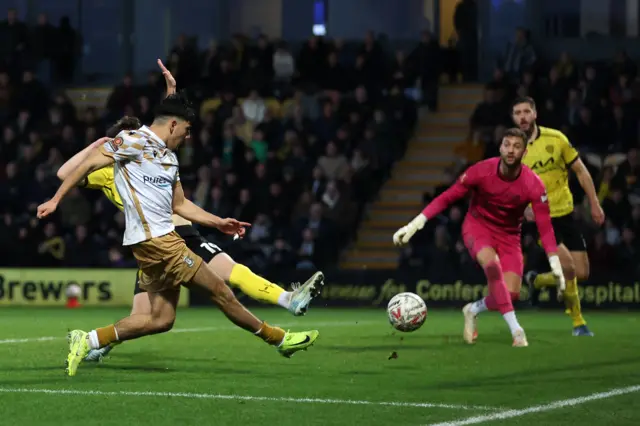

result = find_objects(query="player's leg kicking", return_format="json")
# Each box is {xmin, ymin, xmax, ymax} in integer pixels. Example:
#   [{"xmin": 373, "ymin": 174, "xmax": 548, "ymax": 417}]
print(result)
[
  {"xmin": 461, "ymin": 224, "xmax": 527, "ymax": 347},
  {"xmin": 85, "ymin": 233, "xmax": 324, "ymax": 362},
  {"xmin": 201, "ymin": 245, "xmax": 324, "ymax": 317},
  {"xmin": 67, "ymin": 233, "xmax": 319, "ymax": 376}
]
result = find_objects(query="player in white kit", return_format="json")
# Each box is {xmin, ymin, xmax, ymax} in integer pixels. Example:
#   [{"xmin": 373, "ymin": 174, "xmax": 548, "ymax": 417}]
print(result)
[{"xmin": 37, "ymin": 93, "xmax": 320, "ymax": 376}]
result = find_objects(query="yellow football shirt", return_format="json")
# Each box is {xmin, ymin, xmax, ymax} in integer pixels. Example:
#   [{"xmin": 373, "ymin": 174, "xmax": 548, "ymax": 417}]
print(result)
[
  {"xmin": 522, "ymin": 126, "xmax": 579, "ymax": 218},
  {"xmin": 81, "ymin": 166, "xmax": 124, "ymax": 211}
]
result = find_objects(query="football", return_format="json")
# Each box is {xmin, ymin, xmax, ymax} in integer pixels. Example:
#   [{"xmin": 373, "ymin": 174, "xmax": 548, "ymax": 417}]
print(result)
[{"xmin": 387, "ymin": 292, "xmax": 427, "ymax": 332}]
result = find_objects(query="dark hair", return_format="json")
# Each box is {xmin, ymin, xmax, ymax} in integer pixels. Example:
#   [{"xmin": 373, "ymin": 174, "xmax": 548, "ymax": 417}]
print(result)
[
  {"xmin": 105, "ymin": 116, "xmax": 142, "ymax": 138},
  {"xmin": 512, "ymin": 96, "xmax": 536, "ymax": 111},
  {"xmin": 153, "ymin": 91, "xmax": 196, "ymax": 123},
  {"xmin": 502, "ymin": 127, "xmax": 527, "ymax": 143}
]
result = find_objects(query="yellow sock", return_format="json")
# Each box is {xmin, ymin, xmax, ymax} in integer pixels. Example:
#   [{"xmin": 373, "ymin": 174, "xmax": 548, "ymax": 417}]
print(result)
[
  {"xmin": 564, "ymin": 278, "xmax": 586, "ymax": 327},
  {"xmin": 229, "ymin": 264, "xmax": 286, "ymax": 305},
  {"xmin": 533, "ymin": 272, "xmax": 558, "ymax": 289}
]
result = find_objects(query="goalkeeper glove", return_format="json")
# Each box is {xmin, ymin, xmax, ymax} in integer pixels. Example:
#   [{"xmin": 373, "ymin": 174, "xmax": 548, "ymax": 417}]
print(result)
[
  {"xmin": 393, "ymin": 214, "xmax": 427, "ymax": 246},
  {"xmin": 548, "ymin": 255, "xmax": 566, "ymax": 298}
]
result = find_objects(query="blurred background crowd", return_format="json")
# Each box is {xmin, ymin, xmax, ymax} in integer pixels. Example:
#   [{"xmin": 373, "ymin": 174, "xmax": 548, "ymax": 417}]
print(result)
[
  {"xmin": 1, "ymin": 1, "xmax": 639, "ymax": 278},
  {"xmin": 0, "ymin": 8, "xmax": 428, "ymax": 273}
]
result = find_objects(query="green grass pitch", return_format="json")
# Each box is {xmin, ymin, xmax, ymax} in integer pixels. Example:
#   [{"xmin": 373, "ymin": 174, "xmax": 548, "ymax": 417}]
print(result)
[{"xmin": 1, "ymin": 307, "xmax": 639, "ymax": 425}]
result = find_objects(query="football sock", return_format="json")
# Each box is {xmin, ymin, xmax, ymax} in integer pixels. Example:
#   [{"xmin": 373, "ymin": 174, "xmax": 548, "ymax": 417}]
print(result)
[
  {"xmin": 229, "ymin": 264, "xmax": 288, "ymax": 306},
  {"xmin": 510, "ymin": 291, "xmax": 520, "ymax": 302},
  {"xmin": 503, "ymin": 311, "xmax": 523, "ymax": 335},
  {"xmin": 88, "ymin": 325, "xmax": 119, "ymax": 349},
  {"xmin": 254, "ymin": 321, "xmax": 286, "ymax": 346},
  {"xmin": 482, "ymin": 260, "xmax": 514, "ymax": 315},
  {"xmin": 564, "ymin": 277, "xmax": 586, "ymax": 327},
  {"xmin": 469, "ymin": 298, "xmax": 488, "ymax": 315},
  {"xmin": 533, "ymin": 272, "xmax": 557, "ymax": 289}
]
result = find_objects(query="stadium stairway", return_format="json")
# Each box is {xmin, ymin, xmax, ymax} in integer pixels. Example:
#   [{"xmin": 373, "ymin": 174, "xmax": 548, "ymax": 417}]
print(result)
[{"xmin": 341, "ymin": 84, "xmax": 485, "ymax": 269}]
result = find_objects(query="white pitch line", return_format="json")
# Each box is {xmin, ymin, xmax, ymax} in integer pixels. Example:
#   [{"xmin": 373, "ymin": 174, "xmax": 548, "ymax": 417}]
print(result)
[
  {"xmin": 0, "ymin": 336, "xmax": 58, "ymax": 344},
  {"xmin": 0, "ymin": 388, "xmax": 501, "ymax": 411},
  {"xmin": 427, "ymin": 385, "xmax": 640, "ymax": 426},
  {"xmin": 0, "ymin": 320, "xmax": 379, "ymax": 345}
]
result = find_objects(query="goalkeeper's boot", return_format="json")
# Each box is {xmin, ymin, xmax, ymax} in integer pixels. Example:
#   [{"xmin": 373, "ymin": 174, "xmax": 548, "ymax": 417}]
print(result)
[
  {"xmin": 572, "ymin": 325, "xmax": 594, "ymax": 337},
  {"xmin": 512, "ymin": 329, "xmax": 529, "ymax": 347},
  {"xmin": 65, "ymin": 330, "xmax": 91, "ymax": 376},
  {"xmin": 288, "ymin": 271, "xmax": 325, "ymax": 316},
  {"xmin": 84, "ymin": 341, "xmax": 121, "ymax": 362},
  {"xmin": 462, "ymin": 303, "xmax": 478, "ymax": 344},
  {"xmin": 277, "ymin": 330, "xmax": 319, "ymax": 358}
]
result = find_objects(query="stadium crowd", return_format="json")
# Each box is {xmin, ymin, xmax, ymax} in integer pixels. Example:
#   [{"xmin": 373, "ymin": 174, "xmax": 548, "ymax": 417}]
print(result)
[
  {"xmin": 0, "ymin": 18, "xmax": 423, "ymax": 273},
  {"xmin": 403, "ymin": 39, "xmax": 640, "ymax": 277}
]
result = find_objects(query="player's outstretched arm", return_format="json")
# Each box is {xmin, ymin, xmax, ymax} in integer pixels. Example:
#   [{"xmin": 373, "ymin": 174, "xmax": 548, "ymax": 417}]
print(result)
[
  {"xmin": 38, "ymin": 149, "xmax": 115, "ymax": 219},
  {"xmin": 393, "ymin": 174, "xmax": 472, "ymax": 246},
  {"xmin": 570, "ymin": 158, "xmax": 605, "ymax": 226},
  {"xmin": 57, "ymin": 137, "xmax": 110, "ymax": 181},
  {"xmin": 172, "ymin": 182, "xmax": 250, "ymax": 236},
  {"xmin": 531, "ymin": 190, "xmax": 566, "ymax": 294}
]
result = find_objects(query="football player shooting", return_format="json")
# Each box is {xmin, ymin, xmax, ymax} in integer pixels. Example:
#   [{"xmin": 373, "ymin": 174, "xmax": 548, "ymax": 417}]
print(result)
[
  {"xmin": 393, "ymin": 128, "xmax": 565, "ymax": 347},
  {"xmin": 513, "ymin": 96, "xmax": 602, "ymax": 337},
  {"xmin": 56, "ymin": 60, "xmax": 324, "ymax": 363},
  {"xmin": 38, "ymin": 90, "xmax": 320, "ymax": 377}
]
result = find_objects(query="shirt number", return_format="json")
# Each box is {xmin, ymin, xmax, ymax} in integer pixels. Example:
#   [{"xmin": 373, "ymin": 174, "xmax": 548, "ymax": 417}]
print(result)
[{"xmin": 200, "ymin": 242, "xmax": 221, "ymax": 255}]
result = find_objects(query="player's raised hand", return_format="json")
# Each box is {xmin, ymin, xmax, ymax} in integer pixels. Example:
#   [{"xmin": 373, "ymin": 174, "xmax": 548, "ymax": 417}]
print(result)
[
  {"xmin": 590, "ymin": 201, "xmax": 605, "ymax": 226},
  {"xmin": 217, "ymin": 218, "xmax": 251, "ymax": 236},
  {"xmin": 37, "ymin": 199, "xmax": 58, "ymax": 219},
  {"xmin": 157, "ymin": 59, "xmax": 176, "ymax": 93}
]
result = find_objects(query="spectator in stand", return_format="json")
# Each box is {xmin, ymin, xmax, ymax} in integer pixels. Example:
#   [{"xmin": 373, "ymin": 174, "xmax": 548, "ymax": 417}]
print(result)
[
  {"xmin": 569, "ymin": 106, "xmax": 600, "ymax": 152},
  {"xmin": 317, "ymin": 141, "xmax": 349, "ymax": 181},
  {"xmin": 53, "ymin": 16, "xmax": 79, "ymax": 84},
  {"xmin": 588, "ymin": 230, "xmax": 614, "ymax": 275},
  {"xmin": 616, "ymin": 227, "xmax": 639, "ymax": 274},
  {"xmin": 605, "ymin": 106, "xmax": 636, "ymax": 152},
  {"xmin": 31, "ymin": 13, "xmax": 56, "ymax": 66},
  {"xmin": 0, "ymin": 8, "xmax": 29, "ymax": 77},
  {"xmin": 106, "ymin": 74, "xmax": 136, "ymax": 120},
  {"xmin": 555, "ymin": 52, "xmax": 577, "ymax": 83},
  {"xmin": 273, "ymin": 41, "xmax": 295, "ymax": 97},
  {"xmin": 579, "ymin": 64, "xmax": 606, "ymax": 108},
  {"xmin": 453, "ymin": 0, "xmax": 478, "ymax": 82},
  {"xmin": 242, "ymin": 90, "xmax": 267, "ymax": 124},
  {"xmin": 470, "ymin": 87, "xmax": 503, "ymax": 144},
  {"xmin": 501, "ymin": 28, "xmax": 536, "ymax": 80},
  {"xmin": 410, "ymin": 31, "xmax": 441, "ymax": 111},
  {"xmin": 323, "ymin": 51, "xmax": 347, "ymax": 94},
  {"xmin": 297, "ymin": 36, "xmax": 326, "ymax": 89},
  {"xmin": 613, "ymin": 148, "xmax": 640, "ymax": 193}
]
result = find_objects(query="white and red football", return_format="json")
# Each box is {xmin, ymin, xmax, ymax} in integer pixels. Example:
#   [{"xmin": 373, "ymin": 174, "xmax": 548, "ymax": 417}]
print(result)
[{"xmin": 387, "ymin": 292, "xmax": 427, "ymax": 332}]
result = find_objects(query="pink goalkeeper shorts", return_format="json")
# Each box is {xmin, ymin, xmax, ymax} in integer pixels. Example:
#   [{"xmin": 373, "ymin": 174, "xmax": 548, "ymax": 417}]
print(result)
[{"xmin": 462, "ymin": 217, "xmax": 524, "ymax": 277}]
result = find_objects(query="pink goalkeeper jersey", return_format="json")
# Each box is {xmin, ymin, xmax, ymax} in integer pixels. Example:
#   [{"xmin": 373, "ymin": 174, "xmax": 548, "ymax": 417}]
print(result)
[{"xmin": 422, "ymin": 157, "xmax": 558, "ymax": 255}]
